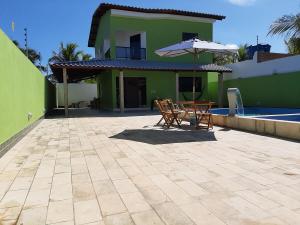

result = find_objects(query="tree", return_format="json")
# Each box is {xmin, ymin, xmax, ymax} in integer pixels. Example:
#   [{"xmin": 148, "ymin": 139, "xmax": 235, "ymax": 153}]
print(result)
[
  {"xmin": 49, "ymin": 42, "xmax": 91, "ymax": 63},
  {"xmin": 268, "ymin": 13, "xmax": 300, "ymax": 54},
  {"xmin": 237, "ymin": 44, "xmax": 248, "ymax": 61},
  {"xmin": 213, "ymin": 44, "xmax": 248, "ymax": 65},
  {"xmin": 213, "ymin": 54, "xmax": 234, "ymax": 65},
  {"xmin": 82, "ymin": 53, "xmax": 92, "ymax": 61},
  {"xmin": 13, "ymin": 40, "xmax": 47, "ymax": 72},
  {"xmin": 285, "ymin": 38, "xmax": 300, "ymax": 54}
]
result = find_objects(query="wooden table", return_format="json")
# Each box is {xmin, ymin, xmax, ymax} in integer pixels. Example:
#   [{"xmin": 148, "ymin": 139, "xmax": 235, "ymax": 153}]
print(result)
[{"xmin": 176, "ymin": 101, "xmax": 215, "ymax": 129}]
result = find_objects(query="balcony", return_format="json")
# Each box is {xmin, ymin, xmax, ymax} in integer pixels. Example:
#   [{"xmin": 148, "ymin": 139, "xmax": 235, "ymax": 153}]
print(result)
[{"xmin": 116, "ymin": 47, "xmax": 146, "ymax": 60}]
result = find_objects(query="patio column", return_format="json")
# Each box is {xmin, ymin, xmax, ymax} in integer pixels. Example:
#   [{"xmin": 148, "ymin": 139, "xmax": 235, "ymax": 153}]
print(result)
[
  {"xmin": 119, "ymin": 70, "xmax": 124, "ymax": 113},
  {"xmin": 63, "ymin": 68, "xmax": 68, "ymax": 117},
  {"xmin": 175, "ymin": 72, "xmax": 179, "ymax": 102},
  {"xmin": 218, "ymin": 72, "xmax": 224, "ymax": 108}
]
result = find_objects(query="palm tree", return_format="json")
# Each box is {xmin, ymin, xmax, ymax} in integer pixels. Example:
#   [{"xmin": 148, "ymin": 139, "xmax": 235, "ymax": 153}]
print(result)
[
  {"xmin": 82, "ymin": 53, "xmax": 92, "ymax": 61},
  {"xmin": 237, "ymin": 44, "xmax": 248, "ymax": 61},
  {"xmin": 268, "ymin": 13, "xmax": 300, "ymax": 54},
  {"xmin": 49, "ymin": 42, "xmax": 91, "ymax": 63},
  {"xmin": 285, "ymin": 38, "xmax": 300, "ymax": 54}
]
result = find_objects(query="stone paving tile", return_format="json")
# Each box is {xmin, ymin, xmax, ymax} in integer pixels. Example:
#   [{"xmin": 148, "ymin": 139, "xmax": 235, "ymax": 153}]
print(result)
[
  {"xmin": 131, "ymin": 210, "xmax": 165, "ymax": 225},
  {"xmin": 103, "ymin": 212, "xmax": 134, "ymax": 225},
  {"xmin": 10, "ymin": 177, "xmax": 33, "ymax": 191},
  {"xmin": 120, "ymin": 192, "xmax": 152, "ymax": 213},
  {"xmin": 0, "ymin": 114, "xmax": 300, "ymax": 224},
  {"xmin": 30, "ymin": 177, "xmax": 52, "ymax": 190},
  {"xmin": 72, "ymin": 182, "xmax": 96, "ymax": 202},
  {"xmin": 97, "ymin": 193, "xmax": 126, "ymax": 216},
  {"xmin": 74, "ymin": 199, "xmax": 102, "ymax": 224},
  {"xmin": 153, "ymin": 202, "xmax": 194, "ymax": 225},
  {"xmin": 52, "ymin": 173, "xmax": 72, "ymax": 186},
  {"xmin": 46, "ymin": 199, "xmax": 74, "ymax": 224},
  {"xmin": 0, "ymin": 190, "xmax": 28, "ymax": 209},
  {"xmin": 17, "ymin": 206, "xmax": 47, "ymax": 225},
  {"xmin": 180, "ymin": 202, "xmax": 227, "ymax": 225},
  {"xmin": 224, "ymin": 196, "xmax": 270, "ymax": 220},
  {"xmin": 49, "ymin": 221, "xmax": 74, "ymax": 225},
  {"xmin": 93, "ymin": 180, "xmax": 117, "ymax": 196},
  {"xmin": 50, "ymin": 183, "xmax": 73, "ymax": 201},
  {"xmin": 0, "ymin": 206, "xmax": 22, "ymax": 222},
  {"xmin": 24, "ymin": 188, "xmax": 51, "ymax": 209},
  {"xmin": 139, "ymin": 186, "xmax": 169, "ymax": 206},
  {"xmin": 113, "ymin": 179, "xmax": 138, "ymax": 194}
]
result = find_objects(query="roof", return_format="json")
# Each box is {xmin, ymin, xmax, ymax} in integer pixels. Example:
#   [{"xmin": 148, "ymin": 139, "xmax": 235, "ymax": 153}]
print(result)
[
  {"xmin": 88, "ymin": 3, "xmax": 226, "ymax": 47},
  {"xmin": 50, "ymin": 59, "xmax": 232, "ymax": 82}
]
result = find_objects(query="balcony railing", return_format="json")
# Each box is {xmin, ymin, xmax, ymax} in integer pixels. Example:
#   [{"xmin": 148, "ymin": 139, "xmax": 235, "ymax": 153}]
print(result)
[{"xmin": 116, "ymin": 47, "xmax": 146, "ymax": 60}]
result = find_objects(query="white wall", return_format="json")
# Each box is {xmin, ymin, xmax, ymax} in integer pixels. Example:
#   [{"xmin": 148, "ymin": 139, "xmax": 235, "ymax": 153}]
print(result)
[
  {"xmin": 56, "ymin": 83, "xmax": 97, "ymax": 107},
  {"xmin": 115, "ymin": 31, "xmax": 146, "ymax": 48},
  {"xmin": 224, "ymin": 52, "xmax": 300, "ymax": 80}
]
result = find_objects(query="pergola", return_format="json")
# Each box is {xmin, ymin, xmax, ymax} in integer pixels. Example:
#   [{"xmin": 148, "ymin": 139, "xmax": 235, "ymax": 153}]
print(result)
[{"xmin": 50, "ymin": 59, "xmax": 232, "ymax": 117}]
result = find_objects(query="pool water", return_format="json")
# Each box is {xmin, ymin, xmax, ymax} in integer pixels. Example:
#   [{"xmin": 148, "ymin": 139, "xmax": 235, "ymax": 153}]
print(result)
[{"xmin": 211, "ymin": 107, "xmax": 300, "ymax": 122}]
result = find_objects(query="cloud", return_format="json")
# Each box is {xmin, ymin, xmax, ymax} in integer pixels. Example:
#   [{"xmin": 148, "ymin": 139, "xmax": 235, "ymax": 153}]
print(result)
[
  {"xmin": 226, "ymin": 44, "xmax": 239, "ymax": 49},
  {"xmin": 228, "ymin": 0, "xmax": 256, "ymax": 6}
]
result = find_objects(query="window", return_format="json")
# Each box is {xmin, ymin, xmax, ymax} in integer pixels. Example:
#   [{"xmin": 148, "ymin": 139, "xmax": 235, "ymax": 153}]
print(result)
[
  {"xmin": 104, "ymin": 48, "xmax": 110, "ymax": 59},
  {"xmin": 182, "ymin": 32, "xmax": 198, "ymax": 41},
  {"xmin": 179, "ymin": 77, "xmax": 202, "ymax": 92}
]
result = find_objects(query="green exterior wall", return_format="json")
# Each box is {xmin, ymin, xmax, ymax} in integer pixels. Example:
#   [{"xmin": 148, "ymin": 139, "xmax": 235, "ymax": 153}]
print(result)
[
  {"xmin": 94, "ymin": 11, "xmax": 215, "ymax": 110},
  {"xmin": 109, "ymin": 16, "xmax": 213, "ymax": 63},
  {"xmin": 97, "ymin": 70, "xmax": 114, "ymax": 109},
  {"xmin": 209, "ymin": 72, "xmax": 300, "ymax": 108},
  {"xmin": 97, "ymin": 70, "xmax": 209, "ymax": 110},
  {"xmin": 95, "ymin": 11, "xmax": 111, "ymax": 55},
  {"xmin": 0, "ymin": 29, "xmax": 55, "ymax": 145},
  {"xmin": 95, "ymin": 11, "xmax": 214, "ymax": 64}
]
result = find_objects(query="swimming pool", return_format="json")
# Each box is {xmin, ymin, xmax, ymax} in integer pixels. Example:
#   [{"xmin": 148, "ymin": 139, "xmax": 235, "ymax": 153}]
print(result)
[
  {"xmin": 211, "ymin": 108, "xmax": 300, "ymax": 141},
  {"xmin": 211, "ymin": 107, "xmax": 300, "ymax": 122}
]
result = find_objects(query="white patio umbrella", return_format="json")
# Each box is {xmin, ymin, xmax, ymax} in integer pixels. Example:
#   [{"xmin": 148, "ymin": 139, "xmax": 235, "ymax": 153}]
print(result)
[{"xmin": 155, "ymin": 38, "xmax": 238, "ymax": 100}]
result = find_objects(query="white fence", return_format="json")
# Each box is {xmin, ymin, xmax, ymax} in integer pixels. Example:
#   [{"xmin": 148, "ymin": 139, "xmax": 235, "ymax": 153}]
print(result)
[
  {"xmin": 56, "ymin": 83, "xmax": 97, "ymax": 107},
  {"xmin": 224, "ymin": 52, "xmax": 300, "ymax": 80}
]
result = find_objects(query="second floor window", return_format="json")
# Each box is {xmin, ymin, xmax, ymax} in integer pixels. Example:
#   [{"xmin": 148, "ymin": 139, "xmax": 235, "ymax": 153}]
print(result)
[{"xmin": 182, "ymin": 32, "xmax": 198, "ymax": 41}]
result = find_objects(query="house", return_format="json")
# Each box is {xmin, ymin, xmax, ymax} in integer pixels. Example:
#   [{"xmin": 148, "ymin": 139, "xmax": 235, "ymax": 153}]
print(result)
[{"xmin": 51, "ymin": 3, "xmax": 231, "ymax": 115}]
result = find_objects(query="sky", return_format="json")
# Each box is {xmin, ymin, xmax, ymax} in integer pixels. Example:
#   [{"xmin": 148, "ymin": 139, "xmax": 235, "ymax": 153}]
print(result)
[{"xmin": 1, "ymin": 0, "xmax": 299, "ymax": 66}]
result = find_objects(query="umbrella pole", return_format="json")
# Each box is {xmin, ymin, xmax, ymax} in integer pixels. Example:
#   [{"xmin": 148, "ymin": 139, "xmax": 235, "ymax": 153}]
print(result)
[
  {"xmin": 193, "ymin": 53, "xmax": 196, "ymax": 102},
  {"xmin": 193, "ymin": 77, "xmax": 195, "ymax": 101}
]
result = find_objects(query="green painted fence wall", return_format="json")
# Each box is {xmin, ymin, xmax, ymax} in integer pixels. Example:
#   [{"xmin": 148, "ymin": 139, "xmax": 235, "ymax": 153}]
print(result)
[
  {"xmin": 209, "ymin": 71, "xmax": 300, "ymax": 108},
  {"xmin": 0, "ymin": 29, "xmax": 55, "ymax": 145},
  {"xmin": 207, "ymin": 72, "xmax": 219, "ymax": 102}
]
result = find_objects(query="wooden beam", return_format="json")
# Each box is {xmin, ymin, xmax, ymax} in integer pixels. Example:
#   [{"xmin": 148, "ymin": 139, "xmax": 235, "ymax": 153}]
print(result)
[
  {"xmin": 63, "ymin": 68, "xmax": 68, "ymax": 117},
  {"xmin": 119, "ymin": 70, "xmax": 124, "ymax": 113},
  {"xmin": 218, "ymin": 72, "xmax": 224, "ymax": 108},
  {"xmin": 175, "ymin": 72, "xmax": 179, "ymax": 102}
]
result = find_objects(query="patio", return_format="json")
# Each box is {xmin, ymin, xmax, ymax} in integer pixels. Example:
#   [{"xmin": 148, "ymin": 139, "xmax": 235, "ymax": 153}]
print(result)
[{"xmin": 0, "ymin": 113, "xmax": 300, "ymax": 225}]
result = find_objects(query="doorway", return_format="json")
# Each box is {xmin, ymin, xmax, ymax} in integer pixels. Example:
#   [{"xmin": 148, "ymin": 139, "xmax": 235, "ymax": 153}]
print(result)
[
  {"xmin": 130, "ymin": 34, "xmax": 141, "ymax": 59},
  {"xmin": 116, "ymin": 77, "xmax": 147, "ymax": 108}
]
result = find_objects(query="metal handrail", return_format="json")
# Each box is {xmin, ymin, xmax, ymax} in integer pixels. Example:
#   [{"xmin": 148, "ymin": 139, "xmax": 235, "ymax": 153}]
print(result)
[{"xmin": 116, "ymin": 46, "xmax": 146, "ymax": 60}]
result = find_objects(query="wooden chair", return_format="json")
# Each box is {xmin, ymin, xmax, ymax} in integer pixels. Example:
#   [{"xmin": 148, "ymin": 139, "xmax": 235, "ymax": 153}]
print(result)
[
  {"xmin": 176, "ymin": 101, "xmax": 194, "ymax": 122},
  {"xmin": 193, "ymin": 102, "xmax": 213, "ymax": 130},
  {"xmin": 155, "ymin": 99, "xmax": 182, "ymax": 128}
]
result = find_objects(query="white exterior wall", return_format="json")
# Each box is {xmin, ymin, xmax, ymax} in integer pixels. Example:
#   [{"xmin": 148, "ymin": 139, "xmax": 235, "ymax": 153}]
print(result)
[
  {"xmin": 56, "ymin": 83, "xmax": 97, "ymax": 107},
  {"xmin": 115, "ymin": 31, "xmax": 146, "ymax": 48},
  {"xmin": 224, "ymin": 53, "xmax": 300, "ymax": 80}
]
